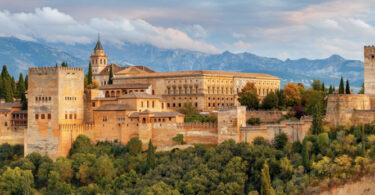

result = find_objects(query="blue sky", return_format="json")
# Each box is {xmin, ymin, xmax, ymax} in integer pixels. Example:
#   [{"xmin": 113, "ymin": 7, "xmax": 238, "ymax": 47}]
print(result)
[{"xmin": 1, "ymin": 0, "xmax": 375, "ymax": 60}]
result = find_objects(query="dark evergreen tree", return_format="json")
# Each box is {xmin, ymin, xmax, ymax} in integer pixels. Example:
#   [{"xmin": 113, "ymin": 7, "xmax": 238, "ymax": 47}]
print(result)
[
  {"xmin": 311, "ymin": 104, "xmax": 323, "ymax": 135},
  {"xmin": 108, "ymin": 66, "xmax": 113, "ymax": 85},
  {"xmin": 61, "ymin": 62, "xmax": 68, "ymax": 67},
  {"xmin": 87, "ymin": 62, "xmax": 93, "ymax": 85},
  {"xmin": 3, "ymin": 78, "xmax": 13, "ymax": 102},
  {"xmin": 16, "ymin": 73, "xmax": 25, "ymax": 98},
  {"xmin": 321, "ymin": 82, "xmax": 325, "ymax": 93},
  {"xmin": 345, "ymin": 80, "xmax": 350, "ymax": 94},
  {"xmin": 1, "ymin": 65, "xmax": 10, "ymax": 80},
  {"xmin": 24, "ymin": 75, "xmax": 28, "ymax": 90},
  {"xmin": 338, "ymin": 77, "xmax": 344, "ymax": 94},
  {"xmin": 358, "ymin": 83, "xmax": 364, "ymax": 94},
  {"xmin": 21, "ymin": 92, "xmax": 27, "ymax": 110},
  {"xmin": 10, "ymin": 76, "xmax": 16, "ymax": 97},
  {"xmin": 262, "ymin": 92, "xmax": 278, "ymax": 110},
  {"xmin": 302, "ymin": 140, "xmax": 310, "ymax": 171},
  {"xmin": 328, "ymin": 85, "xmax": 333, "ymax": 94},
  {"xmin": 146, "ymin": 140, "xmax": 156, "ymax": 171}
]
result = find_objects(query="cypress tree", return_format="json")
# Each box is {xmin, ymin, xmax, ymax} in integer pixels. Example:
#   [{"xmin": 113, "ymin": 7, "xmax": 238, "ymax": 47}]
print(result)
[
  {"xmin": 362, "ymin": 124, "xmax": 366, "ymax": 157},
  {"xmin": 21, "ymin": 92, "xmax": 27, "ymax": 110},
  {"xmin": 311, "ymin": 104, "xmax": 323, "ymax": 135},
  {"xmin": 0, "ymin": 77, "xmax": 3, "ymax": 98},
  {"xmin": 338, "ymin": 77, "xmax": 344, "ymax": 94},
  {"xmin": 146, "ymin": 140, "xmax": 156, "ymax": 170},
  {"xmin": 10, "ymin": 76, "xmax": 16, "ymax": 97},
  {"xmin": 302, "ymin": 140, "xmax": 310, "ymax": 171},
  {"xmin": 321, "ymin": 82, "xmax": 325, "ymax": 92},
  {"xmin": 24, "ymin": 75, "xmax": 28, "ymax": 90},
  {"xmin": 1, "ymin": 65, "xmax": 10, "ymax": 80},
  {"xmin": 108, "ymin": 66, "xmax": 113, "ymax": 85},
  {"xmin": 3, "ymin": 78, "xmax": 13, "ymax": 102},
  {"xmin": 16, "ymin": 73, "xmax": 25, "ymax": 98},
  {"xmin": 261, "ymin": 162, "xmax": 275, "ymax": 195},
  {"xmin": 358, "ymin": 83, "xmax": 365, "ymax": 94},
  {"xmin": 345, "ymin": 80, "xmax": 350, "ymax": 94},
  {"xmin": 61, "ymin": 62, "xmax": 68, "ymax": 67},
  {"xmin": 328, "ymin": 85, "xmax": 333, "ymax": 94},
  {"xmin": 88, "ymin": 62, "xmax": 93, "ymax": 85}
]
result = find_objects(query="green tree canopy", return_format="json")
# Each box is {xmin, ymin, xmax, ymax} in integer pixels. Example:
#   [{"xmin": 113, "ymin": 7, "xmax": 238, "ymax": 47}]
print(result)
[
  {"xmin": 238, "ymin": 91, "xmax": 259, "ymax": 110},
  {"xmin": 262, "ymin": 92, "xmax": 278, "ymax": 110},
  {"xmin": 108, "ymin": 66, "xmax": 113, "ymax": 85}
]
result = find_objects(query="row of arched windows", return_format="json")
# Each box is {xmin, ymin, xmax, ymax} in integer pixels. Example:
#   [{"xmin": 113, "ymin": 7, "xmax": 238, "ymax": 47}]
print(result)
[{"xmin": 35, "ymin": 96, "xmax": 51, "ymax": 102}]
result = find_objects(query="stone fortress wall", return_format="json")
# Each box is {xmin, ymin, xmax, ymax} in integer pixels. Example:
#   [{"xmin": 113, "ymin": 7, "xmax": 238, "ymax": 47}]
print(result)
[{"xmin": 325, "ymin": 46, "xmax": 375, "ymax": 127}]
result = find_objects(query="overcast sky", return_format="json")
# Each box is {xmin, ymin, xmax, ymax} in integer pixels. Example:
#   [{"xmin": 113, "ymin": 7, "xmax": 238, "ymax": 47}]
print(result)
[{"xmin": 1, "ymin": 0, "xmax": 375, "ymax": 60}]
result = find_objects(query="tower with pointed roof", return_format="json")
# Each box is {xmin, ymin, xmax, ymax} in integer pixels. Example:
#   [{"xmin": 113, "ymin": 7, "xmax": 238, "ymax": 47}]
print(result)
[{"xmin": 90, "ymin": 34, "xmax": 108, "ymax": 74}]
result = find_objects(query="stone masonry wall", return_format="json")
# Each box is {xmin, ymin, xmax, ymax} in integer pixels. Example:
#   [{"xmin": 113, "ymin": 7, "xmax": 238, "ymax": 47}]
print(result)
[{"xmin": 246, "ymin": 110, "xmax": 287, "ymax": 123}]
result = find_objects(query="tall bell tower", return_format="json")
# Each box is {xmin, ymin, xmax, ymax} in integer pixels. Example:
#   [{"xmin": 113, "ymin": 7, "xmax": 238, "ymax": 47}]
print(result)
[
  {"xmin": 90, "ymin": 34, "xmax": 108, "ymax": 74},
  {"xmin": 364, "ymin": 46, "xmax": 375, "ymax": 94}
]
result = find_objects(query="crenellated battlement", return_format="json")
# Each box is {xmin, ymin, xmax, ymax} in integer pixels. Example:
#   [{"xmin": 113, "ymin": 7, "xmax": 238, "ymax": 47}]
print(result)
[{"xmin": 29, "ymin": 66, "xmax": 84, "ymax": 75}]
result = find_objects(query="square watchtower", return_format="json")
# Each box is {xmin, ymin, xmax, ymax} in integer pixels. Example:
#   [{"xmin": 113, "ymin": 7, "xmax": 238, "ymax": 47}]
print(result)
[
  {"xmin": 25, "ymin": 66, "xmax": 84, "ymax": 159},
  {"xmin": 364, "ymin": 46, "xmax": 375, "ymax": 94}
]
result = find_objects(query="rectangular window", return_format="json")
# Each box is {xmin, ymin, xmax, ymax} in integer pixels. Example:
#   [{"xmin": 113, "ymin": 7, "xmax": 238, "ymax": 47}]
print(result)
[
  {"xmin": 41, "ymin": 114, "xmax": 45, "ymax": 119},
  {"xmin": 168, "ymin": 88, "xmax": 170, "ymax": 95},
  {"xmin": 69, "ymin": 114, "xmax": 72, "ymax": 119},
  {"xmin": 48, "ymin": 114, "xmax": 51, "ymax": 119},
  {"xmin": 217, "ymin": 87, "xmax": 219, "ymax": 94},
  {"xmin": 152, "ymin": 101, "xmax": 154, "ymax": 108},
  {"xmin": 65, "ymin": 114, "xmax": 67, "ymax": 119},
  {"xmin": 92, "ymin": 102, "xmax": 96, "ymax": 107},
  {"xmin": 147, "ymin": 101, "xmax": 149, "ymax": 108},
  {"xmin": 174, "ymin": 88, "xmax": 176, "ymax": 95},
  {"xmin": 74, "ymin": 114, "xmax": 77, "ymax": 119},
  {"xmin": 35, "ymin": 114, "xmax": 39, "ymax": 120},
  {"xmin": 162, "ymin": 103, "xmax": 164, "ymax": 109}
]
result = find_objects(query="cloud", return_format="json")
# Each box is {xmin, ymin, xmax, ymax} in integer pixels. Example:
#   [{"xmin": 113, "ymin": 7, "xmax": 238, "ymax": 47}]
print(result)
[
  {"xmin": 0, "ymin": 7, "xmax": 219, "ymax": 53},
  {"xmin": 184, "ymin": 24, "xmax": 207, "ymax": 39}
]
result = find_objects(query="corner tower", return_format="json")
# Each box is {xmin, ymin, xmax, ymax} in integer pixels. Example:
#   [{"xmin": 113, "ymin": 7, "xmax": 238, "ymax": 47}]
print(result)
[
  {"xmin": 364, "ymin": 46, "xmax": 375, "ymax": 94},
  {"xmin": 90, "ymin": 35, "xmax": 108, "ymax": 74}
]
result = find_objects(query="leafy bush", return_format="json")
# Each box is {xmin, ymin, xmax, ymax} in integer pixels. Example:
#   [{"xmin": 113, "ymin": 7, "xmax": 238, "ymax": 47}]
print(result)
[{"xmin": 247, "ymin": 117, "xmax": 260, "ymax": 125}]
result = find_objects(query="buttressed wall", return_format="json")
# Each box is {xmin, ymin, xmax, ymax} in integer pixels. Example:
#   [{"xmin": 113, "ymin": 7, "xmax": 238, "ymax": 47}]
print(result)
[{"xmin": 25, "ymin": 67, "xmax": 84, "ymax": 159}]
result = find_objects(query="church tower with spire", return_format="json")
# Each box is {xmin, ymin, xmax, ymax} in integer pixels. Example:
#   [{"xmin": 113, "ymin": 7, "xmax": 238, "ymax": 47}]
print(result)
[{"xmin": 90, "ymin": 35, "xmax": 108, "ymax": 74}]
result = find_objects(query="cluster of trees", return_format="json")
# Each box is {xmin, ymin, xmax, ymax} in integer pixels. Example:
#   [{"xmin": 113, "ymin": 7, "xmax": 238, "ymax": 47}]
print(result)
[
  {"xmin": 180, "ymin": 102, "xmax": 218, "ymax": 123},
  {"xmin": 238, "ymin": 80, "xmax": 326, "ymax": 117},
  {"xmin": 1, "ymin": 122, "xmax": 375, "ymax": 194},
  {"xmin": 0, "ymin": 65, "xmax": 28, "ymax": 109}
]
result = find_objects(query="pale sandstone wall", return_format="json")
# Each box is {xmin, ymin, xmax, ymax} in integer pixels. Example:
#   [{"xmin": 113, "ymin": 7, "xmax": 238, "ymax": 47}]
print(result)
[
  {"xmin": 326, "ymin": 94, "xmax": 371, "ymax": 127},
  {"xmin": 0, "ymin": 127, "xmax": 25, "ymax": 145},
  {"xmin": 240, "ymin": 117, "xmax": 312, "ymax": 143},
  {"xmin": 246, "ymin": 111, "xmax": 287, "ymax": 123},
  {"xmin": 25, "ymin": 67, "xmax": 84, "ymax": 159},
  {"xmin": 217, "ymin": 106, "xmax": 246, "ymax": 143}
]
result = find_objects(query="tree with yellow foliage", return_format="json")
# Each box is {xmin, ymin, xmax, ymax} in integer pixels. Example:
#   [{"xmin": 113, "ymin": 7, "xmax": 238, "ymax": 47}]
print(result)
[{"xmin": 284, "ymin": 83, "xmax": 302, "ymax": 107}]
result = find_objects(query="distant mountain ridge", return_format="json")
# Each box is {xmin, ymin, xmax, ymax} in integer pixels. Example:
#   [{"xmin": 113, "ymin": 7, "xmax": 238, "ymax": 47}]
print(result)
[{"xmin": 0, "ymin": 37, "xmax": 363, "ymax": 90}]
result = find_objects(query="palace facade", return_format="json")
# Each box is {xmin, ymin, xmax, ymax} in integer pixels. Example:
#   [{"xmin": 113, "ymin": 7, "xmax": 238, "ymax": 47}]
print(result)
[{"xmin": 0, "ymin": 37, "xmax": 312, "ymax": 160}]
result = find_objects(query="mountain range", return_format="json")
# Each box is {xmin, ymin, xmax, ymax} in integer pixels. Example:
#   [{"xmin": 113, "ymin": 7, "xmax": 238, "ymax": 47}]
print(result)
[{"xmin": 0, "ymin": 37, "xmax": 364, "ymax": 90}]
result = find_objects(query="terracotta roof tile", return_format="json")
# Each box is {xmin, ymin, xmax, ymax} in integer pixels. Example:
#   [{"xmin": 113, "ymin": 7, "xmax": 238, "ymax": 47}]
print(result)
[
  {"xmin": 94, "ymin": 104, "xmax": 136, "ymax": 111},
  {"xmin": 114, "ymin": 70, "xmax": 280, "ymax": 80},
  {"xmin": 119, "ymin": 92, "xmax": 161, "ymax": 99},
  {"xmin": 0, "ymin": 102, "xmax": 22, "ymax": 108},
  {"xmin": 129, "ymin": 111, "xmax": 184, "ymax": 118},
  {"xmin": 99, "ymin": 83, "xmax": 151, "ymax": 90}
]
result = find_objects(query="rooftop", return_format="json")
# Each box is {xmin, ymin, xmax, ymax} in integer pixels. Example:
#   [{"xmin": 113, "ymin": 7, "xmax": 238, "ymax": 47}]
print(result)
[
  {"xmin": 94, "ymin": 104, "xmax": 136, "ymax": 111},
  {"xmin": 96, "ymin": 64, "xmax": 155, "ymax": 76},
  {"xmin": 0, "ymin": 102, "xmax": 22, "ymax": 108},
  {"xmin": 114, "ymin": 70, "xmax": 280, "ymax": 80},
  {"xmin": 99, "ymin": 83, "xmax": 151, "ymax": 90},
  {"xmin": 119, "ymin": 92, "xmax": 161, "ymax": 99},
  {"xmin": 129, "ymin": 110, "xmax": 184, "ymax": 118}
]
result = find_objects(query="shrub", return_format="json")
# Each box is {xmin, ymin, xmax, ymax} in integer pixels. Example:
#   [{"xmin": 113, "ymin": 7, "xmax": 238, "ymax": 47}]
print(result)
[{"xmin": 247, "ymin": 117, "xmax": 260, "ymax": 125}]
